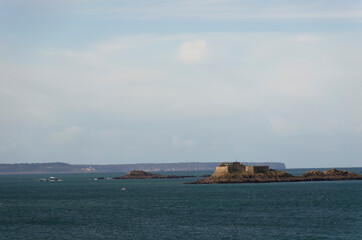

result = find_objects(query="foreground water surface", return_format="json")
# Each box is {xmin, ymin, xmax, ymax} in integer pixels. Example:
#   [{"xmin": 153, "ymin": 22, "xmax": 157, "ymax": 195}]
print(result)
[{"xmin": 1, "ymin": 168, "xmax": 362, "ymax": 239}]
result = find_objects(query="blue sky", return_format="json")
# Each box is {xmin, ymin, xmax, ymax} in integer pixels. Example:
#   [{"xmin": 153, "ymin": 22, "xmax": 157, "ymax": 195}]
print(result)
[{"xmin": 1, "ymin": 0, "xmax": 362, "ymax": 167}]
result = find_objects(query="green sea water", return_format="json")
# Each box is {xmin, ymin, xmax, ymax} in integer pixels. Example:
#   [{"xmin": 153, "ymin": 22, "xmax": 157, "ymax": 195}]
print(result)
[{"xmin": 1, "ymin": 169, "xmax": 362, "ymax": 239}]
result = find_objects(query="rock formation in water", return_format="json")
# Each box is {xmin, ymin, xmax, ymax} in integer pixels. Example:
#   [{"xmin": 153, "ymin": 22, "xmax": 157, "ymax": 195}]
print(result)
[
  {"xmin": 187, "ymin": 163, "xmax": 362, "ymax": 184},
  {"xmin": 299, "ymin": 168, "xmax": 359, "ymax": 180},
  {"xmin": 113, "ymin": 170, "xmax": 195, "ymax": 179}
]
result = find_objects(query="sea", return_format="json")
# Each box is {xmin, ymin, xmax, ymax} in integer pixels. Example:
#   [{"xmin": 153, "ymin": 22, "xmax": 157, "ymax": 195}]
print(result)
[{"xmin": 1, "ymin": 168, "xmax": 362, "ymax": 240}]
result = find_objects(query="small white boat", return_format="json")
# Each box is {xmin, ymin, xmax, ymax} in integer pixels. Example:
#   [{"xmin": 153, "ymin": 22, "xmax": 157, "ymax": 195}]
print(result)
[
  {"xmin": 93, "ymin": 177, "xmax": 105, "ymax": 180},
  {"xmin": 39, "ymin": 177, "xmax": 62, "ymax": 182},
  {"xmin": 121, "ymin": 187, "xmax": 126, "ymax": 191}
]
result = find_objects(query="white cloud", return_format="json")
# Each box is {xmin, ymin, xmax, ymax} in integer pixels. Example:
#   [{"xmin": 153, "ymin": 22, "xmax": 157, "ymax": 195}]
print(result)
[
  {"xmin": 79, "ymin": 1, "xmax": 362, "ymax": 21},
  {"xmin": 269, "ymin": 117, "xmax": 298, "ymax": 137},
  {"xmin": 266, "ymin": 61, "xmax": 322, "ymax": 98},
  {"xmin": 0, "ymin": 143, "xmax": 17, "ymax": 153},
  {"xmin": 356, "ymin": 124, "xmax": 362, "ymax": 133},
  {"xmin": 5, "ymin": 32, "xmax": 362, "ymax": 123},
  {"xmin": 2, "ymin": 32, "xmax": 362, "ymax": 166},
  {"xmin": 44, "ymin": 50, "xmax": 101, "ymax": 65},
  {"xmin": 171, "ymin": 136, "xmax": 197, "ymax": 148},
  {"xmin": 50, "ymin": 126, "xmax": 85, "ymax": 143},
  {"xmin": 3, "ymin": 0, "xmax": 362, "ymax": 25},
  {"xmin": 178, "ymin": 40, "xmax": 206, "ymax": 64},
  {"xmin": 294, "ymin": 35, "xmax": 322, "ymax": 43},
  {"xmin": 44, "ymin": 50, "xmax": 89, "ymax": 58},
  {"xmin": 97, "ymin": 43, "xmax": 127, "ymax": 52}
]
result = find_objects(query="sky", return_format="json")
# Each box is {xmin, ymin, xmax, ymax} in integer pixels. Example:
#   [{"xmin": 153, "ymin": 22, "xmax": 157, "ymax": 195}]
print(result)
[{"xmin": 1, "ymin": 0, "xmax": 362, "ymax": 168}]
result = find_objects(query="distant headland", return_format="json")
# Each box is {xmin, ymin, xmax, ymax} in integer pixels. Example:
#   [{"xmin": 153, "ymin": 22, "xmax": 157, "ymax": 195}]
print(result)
[
  {"xmin": 0, "ymin": 162, "xmax": 285, "ymax": 175},
  {"xmin": 187, "ymin": 162, "xmax": 362, "ymax": 184}
]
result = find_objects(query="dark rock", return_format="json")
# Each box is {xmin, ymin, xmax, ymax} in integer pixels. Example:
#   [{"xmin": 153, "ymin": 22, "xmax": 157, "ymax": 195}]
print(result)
[
  {"xmin": 113, "ymin": 170, "xmax": 195, "ymax": 179},
  {"xmin": 301, "ymin": 170, "xmax": 324, "ymax": 177}
]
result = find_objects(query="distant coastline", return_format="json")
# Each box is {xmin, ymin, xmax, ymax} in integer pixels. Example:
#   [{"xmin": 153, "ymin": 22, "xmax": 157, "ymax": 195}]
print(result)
[{"xmin": 0, "ymin": 162, "xmax": 286, "ymax": 175}]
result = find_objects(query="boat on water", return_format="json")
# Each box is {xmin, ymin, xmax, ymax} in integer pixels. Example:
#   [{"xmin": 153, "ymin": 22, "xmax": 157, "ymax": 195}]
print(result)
[
  {"xmin": 93, "ymin": 177, "xmax": 105, "ymax": 180},
  {"xmin": 121, "ymin": 187, "xmax": 126, "ymax": 191},
  {"xmin": 39, "ymin": 177, "xmax": 62, "ymax": 182}
]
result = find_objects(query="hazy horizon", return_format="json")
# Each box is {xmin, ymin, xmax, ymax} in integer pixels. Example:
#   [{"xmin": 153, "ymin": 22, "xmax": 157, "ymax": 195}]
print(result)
[
  {"xmin": 1, "ymin": 1, "xmax": 362, "ymax": 168},
  {"xmin": 2, "ymin": 161, "xmax": 362, "ymax": 170}
]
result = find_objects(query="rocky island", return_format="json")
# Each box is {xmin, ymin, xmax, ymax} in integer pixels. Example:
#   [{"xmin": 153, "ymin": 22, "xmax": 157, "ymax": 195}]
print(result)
[
  {"xmin": 187, "ymin": 162, "xmax": 362, "ymax": 184},
  {"xmin": 113, "ymin": 170, "xmax": 195, "ymax": 179}
]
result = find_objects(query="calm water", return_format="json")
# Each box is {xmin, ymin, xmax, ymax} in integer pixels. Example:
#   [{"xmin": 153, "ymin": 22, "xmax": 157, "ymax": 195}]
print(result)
[{"xmin": 1, "ymin": 169, "xmax": 362, "ymax": 240}]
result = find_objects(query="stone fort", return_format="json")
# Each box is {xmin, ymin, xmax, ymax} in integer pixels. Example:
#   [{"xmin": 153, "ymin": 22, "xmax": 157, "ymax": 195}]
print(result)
[{"xmin": 212, "ymin": 162, "xmax": 269, "ymax": 176}]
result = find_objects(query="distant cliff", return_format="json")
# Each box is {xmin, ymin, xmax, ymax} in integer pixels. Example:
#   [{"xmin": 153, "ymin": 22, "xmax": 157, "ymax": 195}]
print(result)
[{"xmin": 0, "ymin": 162, "xmax": 286, "ymax": 174}]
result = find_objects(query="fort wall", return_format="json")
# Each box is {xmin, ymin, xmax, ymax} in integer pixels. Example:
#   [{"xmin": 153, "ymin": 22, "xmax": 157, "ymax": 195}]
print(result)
[
  {"xmin": 212, "ymin": 162, "xmax": 270, "ymax": 176},
  {"xmin": 246, "ymin": 166, "xmax": 269, "ymax": 174},
  {"xmin": 212, "ymin": 164, "xmax": 246, "ymax": 176},
  {"xmin": 213, "ymin": 166, "xmax": 229, "ymax": 176}
]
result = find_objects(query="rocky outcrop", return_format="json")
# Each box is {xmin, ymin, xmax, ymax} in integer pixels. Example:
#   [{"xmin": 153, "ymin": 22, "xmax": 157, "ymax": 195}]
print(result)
[
  {"xmin": 201, "ymin": 174, "xmax": 212, "ymax": 177},
  {"xmin": 113, "ymin": 170, "xmax": 195, "ymax": 179},
  {"xmin": 186, "ymin": 168, "xmax": 362, "ymax": 184},
  {"xmin": 299, "ymin": 168, "xmax": 357, "ymax": 181}
]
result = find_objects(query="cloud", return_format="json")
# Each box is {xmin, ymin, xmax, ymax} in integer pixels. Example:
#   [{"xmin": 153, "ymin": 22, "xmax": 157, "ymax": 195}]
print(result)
[
  {"xmin": 356, "ymin": 124, "xmax": 362, "ymax": 133},
  {"xmin": 44, "ymin": 50, "xmax": 101, "ymax": 65},
  {"xmin": 171, "ymin": 136, "xmax": 197, "ymax": 148},
  {"xmin": 43, "ymin": 42, "xmax": 126, "ymax": 65},
  {"xmin": 3, "ymin": 0, "xmax": 362, "ymax": 27},
  {"xmin": 0, "ymin": 143, "xmax": 17, "ymax": 153},
  {"xmin": 50, "ymin": 126, "xmax": 85, "ymax": 143},
  {"xmin": 97, "ymin": 43, "xmax": 126, "ymax": 52},
  {"xmin": 269, "ymin": 117, "xmax": 298, "ymax": 137},
  {"xmin": 2, "ymin": 32, "xmax": 362, "ymax": 166},
  {"xmin": 266, "ymin": 61, "xmax": 323, "ymax": 97},
  {"xmin": 294, "ymin": 35, "xmax": 322, "ymax": 44},
  {"xmin": 178, "ymin": 40, "xmax": 206, "ymax": 64},
  {"xmin": 78, "ymin": 1, "xmax": 362, "ymax": 21},
  {"xmin": 44, "ymin": 50, "xmax": 89, "ymax": 58}
]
